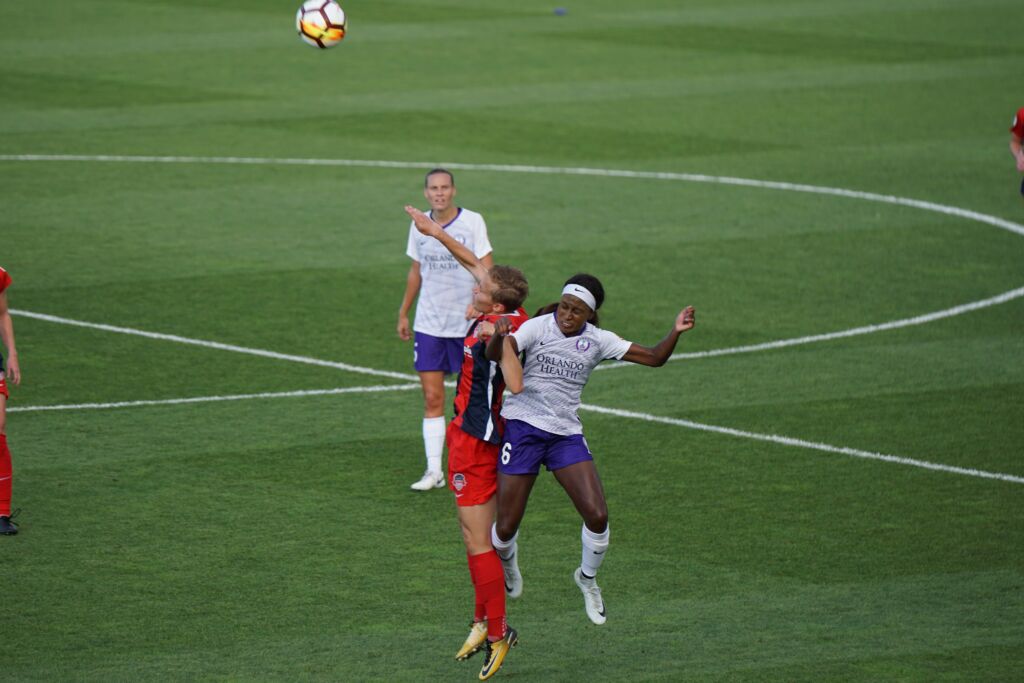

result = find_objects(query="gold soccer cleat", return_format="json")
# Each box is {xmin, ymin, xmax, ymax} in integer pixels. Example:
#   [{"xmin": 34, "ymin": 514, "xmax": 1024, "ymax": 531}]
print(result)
[
  {"xmin": 456, "ymin": 620, "xmax": 488, "ymax": 661},
  {"xmin": 479, "ymin": 627, "xmax": 518, "ymax": 680}
]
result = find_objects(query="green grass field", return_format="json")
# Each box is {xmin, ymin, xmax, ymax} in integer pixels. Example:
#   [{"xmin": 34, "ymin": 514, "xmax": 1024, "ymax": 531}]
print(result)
[{"xmin": 2, "ymin": 0, "xmax": 1023, "ymax": 680}]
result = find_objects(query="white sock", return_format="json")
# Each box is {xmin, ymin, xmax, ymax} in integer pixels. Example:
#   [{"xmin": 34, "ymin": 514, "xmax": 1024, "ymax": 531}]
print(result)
[
  {"xmin": 422, "ymin": 416, "xmax": 445, "ymax": 474},
  {"xmin": 580, "ymin": 524, "xmax": 609, "ymax": 579},
  {"xmin": 491, "ymin": 523, "xmax": 518, "ymax": 563}
]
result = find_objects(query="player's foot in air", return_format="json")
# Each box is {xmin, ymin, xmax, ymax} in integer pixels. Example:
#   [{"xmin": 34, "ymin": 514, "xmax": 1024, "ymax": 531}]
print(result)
[
  {"xmin": 574, "ymin": 567, "xmax": 606, "ymax": 625},
  {"xmin": 500, "ymin": 549, "xmax": 522, "ymax": 598},
  {"xmin": 409, "ymin": 469, "xmax": 445, "ymax": 491},
  {"xmin": 478, "ymin": 626, "xmax": 518, "ymax": 680},
  {"xmin": 455, "ymin": 620, "xmax": 488, "ymax": 660}
]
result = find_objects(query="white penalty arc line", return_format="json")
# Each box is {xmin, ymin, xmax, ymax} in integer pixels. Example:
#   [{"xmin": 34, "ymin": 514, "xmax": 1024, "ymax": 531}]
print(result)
[
  {"xmin": 6, "ymin": 154, "xmax": 1023, "ymax": 484},
  {"xmin": 7, "ymin": 383, "xmax": 421, "ymax": 414},
  {"xmin": 579, "ymin": 404, "xmax": 1024, "ymax": 485},
  {"xmin": 9, "ymin": 309, "xmax": 420, "ymax": 383},
  {"xmin": 3, "ymin": 153, "xmax": 1024, "ymax": 238},
  {"xmin": 6, "ymin": 153, "xmax": 1024, "ymax": 365},
  {"xmin": 597, "ymin": 285, "xmax": 1024, "ymax": 369}
]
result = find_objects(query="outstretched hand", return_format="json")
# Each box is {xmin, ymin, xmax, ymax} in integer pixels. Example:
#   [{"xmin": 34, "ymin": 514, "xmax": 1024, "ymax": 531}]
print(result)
[
  {"xmin": 405, "ymin": 205, "xmax": 441, "ymax": 237},
  {"xmin": 675, "ymin": 306, "xmax": 695, "ymax": 333}
]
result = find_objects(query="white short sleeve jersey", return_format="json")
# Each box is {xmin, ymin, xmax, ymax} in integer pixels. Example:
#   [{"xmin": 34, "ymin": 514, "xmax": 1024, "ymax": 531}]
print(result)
[
  {"xmin": 500, "ymin": 313, "xmax": 632, "ymax": 435},
  {"xmin": 406, "ymin": 208, "xmax": 492, "ymax": 338}
]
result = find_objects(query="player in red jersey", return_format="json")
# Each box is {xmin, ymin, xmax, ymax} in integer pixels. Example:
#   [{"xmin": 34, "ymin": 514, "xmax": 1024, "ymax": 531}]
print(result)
[
  {"xmin": 0, "ymin": 266, "xmax": 22, "ymax": 535},
  {"xmin": 405, "ymin": 205, "xmax": 527, "ymax": 681},
  {"xmin": 1010, "ymin": 107, "xmax": 1024, "ymax": 195}
]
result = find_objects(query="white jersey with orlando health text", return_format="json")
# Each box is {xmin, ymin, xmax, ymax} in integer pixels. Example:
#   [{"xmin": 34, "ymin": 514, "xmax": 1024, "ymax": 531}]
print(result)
[
  {"xmin": 406, "ymin": 207, "xmax": 492, "ymax": 337},
  {"xmin": 501, "ymin": 312, "xmax": 632, "ymax": 436}
]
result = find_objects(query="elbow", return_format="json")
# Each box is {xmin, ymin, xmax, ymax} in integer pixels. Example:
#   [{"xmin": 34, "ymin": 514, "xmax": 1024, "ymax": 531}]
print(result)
[{"xmin": 506, "ymin": 379, "xmax": 524, "ymax": 394}]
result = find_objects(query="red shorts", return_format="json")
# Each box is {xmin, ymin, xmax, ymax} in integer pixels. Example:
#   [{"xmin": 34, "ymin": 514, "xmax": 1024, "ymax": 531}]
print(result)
[
  {"xmin": 0, "ymin": 374, "xmax": 7, "ymax": 400},
  {"xmin": 447, "ymin": 422, "xmax": 499, "ymax": 507}
]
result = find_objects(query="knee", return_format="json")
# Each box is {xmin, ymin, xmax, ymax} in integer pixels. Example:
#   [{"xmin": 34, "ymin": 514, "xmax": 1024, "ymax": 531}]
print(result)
[
  {"xmin": 582, "ymin": 505, "xmax": 608, "ymax": 533},
  {"xmin": 422, "ymin": 390, "xmax": 445, "ymax": 415},
  {"xmin": 494, "ymin": 518, "xmax": 519, "ymax": 543}
]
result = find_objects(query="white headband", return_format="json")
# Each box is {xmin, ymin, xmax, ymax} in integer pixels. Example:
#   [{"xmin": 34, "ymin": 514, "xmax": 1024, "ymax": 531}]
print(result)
[{"xmin": 561, "ymin": 284, "xmax": 597, "ymax": 311}]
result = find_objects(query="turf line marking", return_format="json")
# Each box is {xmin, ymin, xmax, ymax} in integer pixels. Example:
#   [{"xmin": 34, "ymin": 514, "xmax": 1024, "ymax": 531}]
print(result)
[
  {"xmin": 7, "ymin": 154, "xmax": 1022, "ymax": 485},
  {"xmin": 4, "ymin": 153, "xmax": 1024, "ymax": 238},
  {"xmin": 7, "ymin": 154, "xmax": 1024, "ymax": 365},
  {"xmin": 597, "ymin": 286, "xmax": 1024, "ymax": 369},
  {"xmin": 7, "ymin": 384, "xmax": 421, "ymax": 413},
  {"xmin": 9, "ymin": 309, "xmax": 420, "ymax": 383},
  {"xmin": 579, "ymin": 404, "xmax": 1024, "ymax": 485},
  {"xmin": 11, "ymin": 382, "xmax": 1020, "ymax": 485}
]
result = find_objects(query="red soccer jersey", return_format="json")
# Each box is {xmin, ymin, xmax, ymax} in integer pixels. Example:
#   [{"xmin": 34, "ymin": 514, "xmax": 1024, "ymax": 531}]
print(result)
[
  {"xmin": 1011, "ymin": 108, "xmax": 1024, "ymax": 138},
  {"xmin": 451, "ymin": 308, "xmax": 529, "ymax": 444},
  {"xmin": 0, "ymin": 266, "xmax": 10, "ymax": 295}
]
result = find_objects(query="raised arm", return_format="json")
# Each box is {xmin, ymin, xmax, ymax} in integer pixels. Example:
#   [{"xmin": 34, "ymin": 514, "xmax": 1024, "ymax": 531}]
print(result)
[
  {"xmin": 490, "ymin": 318, "xmax": 523, "ymax": 393},
  {"xmin": 404, "ymin": 205, "xmax": 490, "ymax": 284},
  {"xmin": 620, "ymin": 306, "xmax": 695, "ymax": 367},
  {"xmin": 485, "ymin": 323, "xmax": 517, "ymax": 363}
]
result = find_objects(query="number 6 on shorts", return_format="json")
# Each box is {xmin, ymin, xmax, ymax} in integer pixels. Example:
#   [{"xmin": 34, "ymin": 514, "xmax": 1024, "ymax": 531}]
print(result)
[{"xmin": 501, "ymin": 442, "xmax": 512, "ymax": 465}]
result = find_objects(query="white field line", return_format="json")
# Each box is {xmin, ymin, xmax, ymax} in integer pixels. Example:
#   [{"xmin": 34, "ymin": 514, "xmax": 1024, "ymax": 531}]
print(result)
[
  {"xmin": 579, "ymin": 404, "xmax": 1024, "ymax": 485},
  {"xmin": 5, "ymin": 154, "xmax": 1022, "ymax": 484},
  {"xmin": 4, "ymin": 153, "xmax": 1024, "ymax": 238},
  {"xmin": 597, "ymin": 285, "xmax": 1024, "ymax": 369},
  {"xmin": 7, "ymin": 383, "xmax": 421, "ymax": 413},
  {"xmin": 8, "ymin": 379, "xmax": 1021, "ymax": 485},
  {"xmin": 9, "ymin": 309, "xmax": 419, "ymax": 383},
  {"xmin": 7, "ymin": 153, "xmax": 1024, "ymax": 368}
]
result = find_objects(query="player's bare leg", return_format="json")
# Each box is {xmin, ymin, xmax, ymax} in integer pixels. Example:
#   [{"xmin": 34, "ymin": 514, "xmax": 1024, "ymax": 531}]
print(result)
[
  {"xmin": 492, "ymin": 472, "xmax": 537, "ymax": 598},
  {"xmin": 552, "ymin": 460, "xmax": 608, "ymax": 533},
  {"xmin": 411, "ymin": 371, "xmax": 446, "ymax": 490},
  {"xmin": 553, "ymin": 461, "xmax": 609, "ymax": 624}
]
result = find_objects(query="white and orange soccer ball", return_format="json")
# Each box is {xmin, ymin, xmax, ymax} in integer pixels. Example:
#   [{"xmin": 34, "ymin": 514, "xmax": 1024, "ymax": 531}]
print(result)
[{"xmin": 296, "ymin": 0, "xmax": 347, "ymax": 49}]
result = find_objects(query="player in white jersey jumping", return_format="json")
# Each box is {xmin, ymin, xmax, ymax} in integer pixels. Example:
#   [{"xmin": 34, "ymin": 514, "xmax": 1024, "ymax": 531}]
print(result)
[
  {"xmin": 398, "ymin": 169, "xmax": 494, "ymax": 491},
  {"xmin": 486, "ymin": 274, "xmax": 695, "ymax": 624}
]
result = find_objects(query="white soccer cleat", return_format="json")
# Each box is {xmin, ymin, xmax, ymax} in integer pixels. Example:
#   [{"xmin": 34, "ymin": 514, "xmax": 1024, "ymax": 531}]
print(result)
[
  {"xmin": 501, "ymin": 549, "xmax": 523, "ymax": 599},
  {"xmin": 574, "ymin": 567, "xmax": 606, "ymax": 625},
  {"xmin": 410, "ymin": 470, "xmax": 445, "ymax": 491}
]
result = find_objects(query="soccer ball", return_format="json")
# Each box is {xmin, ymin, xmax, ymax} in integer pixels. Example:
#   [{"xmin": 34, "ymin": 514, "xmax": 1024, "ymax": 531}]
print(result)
[{"xmin": 296, "ymin": 0, "xmax": 347, "ymax": 49}]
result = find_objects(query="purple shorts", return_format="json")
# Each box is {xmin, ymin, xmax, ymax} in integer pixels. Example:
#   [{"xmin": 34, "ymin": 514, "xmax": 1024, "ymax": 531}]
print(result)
[
  {"xmin": 414, "ymin": 332, "xmax": 464, "ymax": 374},
  {"xmin": 499, "ymin": 419, "xmax": 593, "ymax": 476}
]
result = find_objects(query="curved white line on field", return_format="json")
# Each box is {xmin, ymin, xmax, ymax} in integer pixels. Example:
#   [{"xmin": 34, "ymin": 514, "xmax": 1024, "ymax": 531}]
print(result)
[
  {"xmin": 4, "ymin": 153, "xmax": 1023, "ymax": 365},
  {"xmin": 4, "ymin": 154, "xmax": 1022, "ymax": 484},
  {"xmin": 0, "ymin": 151, "xmax": 1022, "ymax": 232},
  {"xmin": 596, "ymin": 285, "xmax": 1024, "ymax": 370}
]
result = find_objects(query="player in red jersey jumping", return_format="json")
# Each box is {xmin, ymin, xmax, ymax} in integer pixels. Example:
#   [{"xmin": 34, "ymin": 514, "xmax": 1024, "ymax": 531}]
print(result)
[
  {"xmin": 405, "ymin": 205, "xmax": 527, "ymax": 681},
  {"xmin": 1010, "ymin": 107, "xmax": 1024, "ymax": 195},
  {"xmin": 0, "ymin": 266, "xmax": 22, "ymax": 535}
]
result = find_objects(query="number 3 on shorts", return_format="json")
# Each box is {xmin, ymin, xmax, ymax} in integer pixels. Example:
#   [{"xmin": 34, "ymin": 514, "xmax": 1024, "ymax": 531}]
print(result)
[{"xmin": 501, "ymin": 442, "xmax": 512, "ymax": 465}]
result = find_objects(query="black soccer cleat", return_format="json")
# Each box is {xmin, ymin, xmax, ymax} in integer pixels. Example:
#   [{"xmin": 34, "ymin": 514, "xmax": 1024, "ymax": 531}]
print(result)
[{"xmin": 0, "ymin": 515, "xmax": 18, "ymax": 535}]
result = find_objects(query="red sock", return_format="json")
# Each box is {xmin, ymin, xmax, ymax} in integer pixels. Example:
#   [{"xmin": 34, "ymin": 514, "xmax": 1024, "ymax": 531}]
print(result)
[
  {"xmin": 0, "ymin": 434, "xmax": 11, "ymax": 517},
  {"xmin": 469, "ymin": 550, "xmax": 506, "ymax": 641},
  {"xmin": 466, "ymin": 552, "xmax": 486, "ymax": 622}
]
